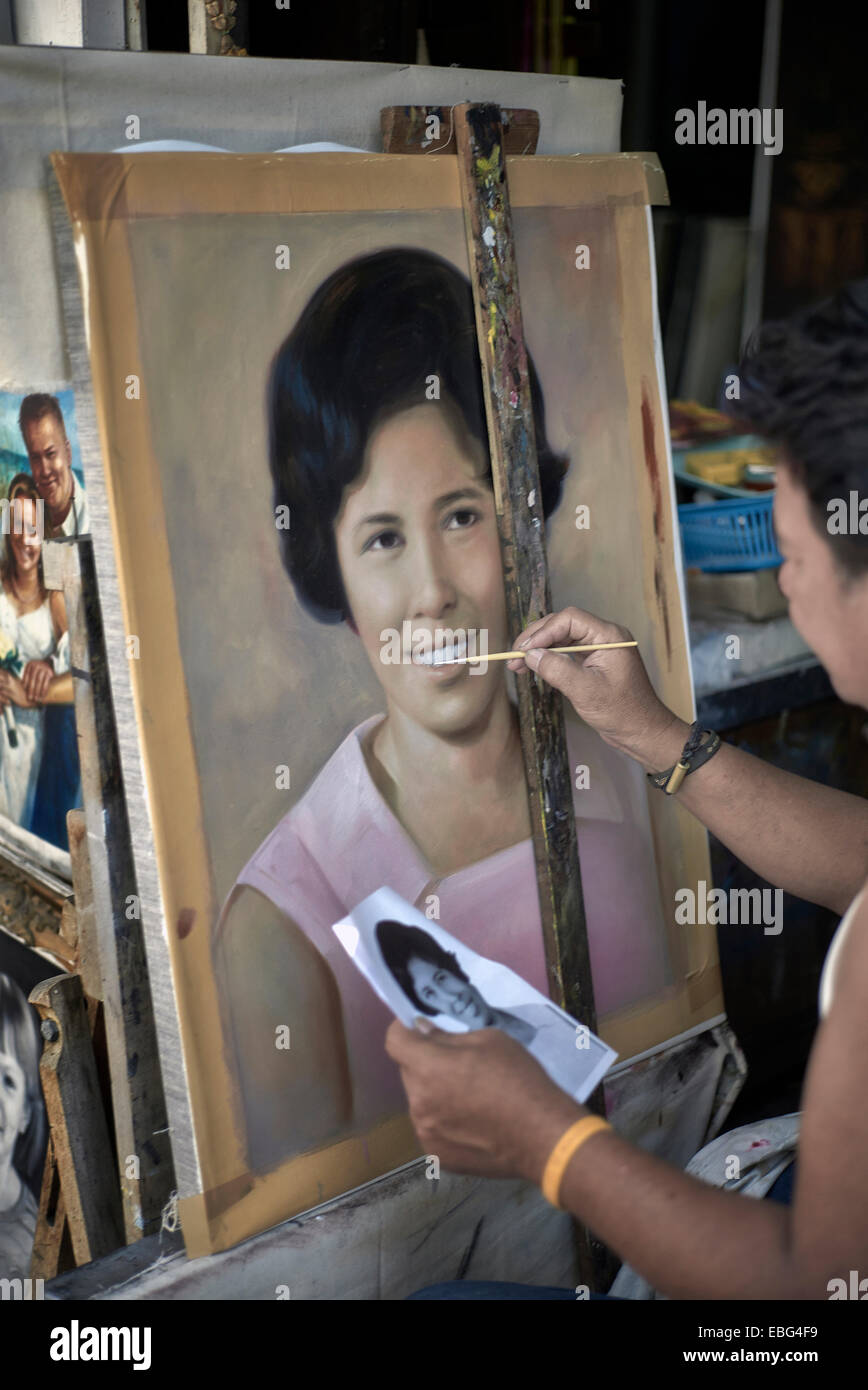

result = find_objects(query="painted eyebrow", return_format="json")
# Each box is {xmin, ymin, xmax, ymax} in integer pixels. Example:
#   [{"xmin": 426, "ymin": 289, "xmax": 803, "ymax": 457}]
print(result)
[
  {"xmin": 354, "ymin": 512, "xmax": 401, "ymax": 538},
  {"xmin": 435, "ymin": 486, "xmax": 488, "ymax": 508},
  {"xmin": 353, "ymin": 487, "xmax": 488, "ymax": 538}
]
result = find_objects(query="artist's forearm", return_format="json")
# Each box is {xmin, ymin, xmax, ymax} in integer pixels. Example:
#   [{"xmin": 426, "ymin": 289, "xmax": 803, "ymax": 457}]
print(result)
[
  {"xmin": 558, "ymin": 1128, "xmax": 806, "ymax": 1300},
  {"xmin": 626, "ymin": 716, "xmax": 868, "ymax": 915}
]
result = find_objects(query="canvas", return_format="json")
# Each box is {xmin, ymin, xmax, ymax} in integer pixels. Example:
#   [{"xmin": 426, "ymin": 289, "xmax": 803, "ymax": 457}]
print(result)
[{"xmin": 51, "ymin": 150, "xmax": 724, "ymax": 1256}]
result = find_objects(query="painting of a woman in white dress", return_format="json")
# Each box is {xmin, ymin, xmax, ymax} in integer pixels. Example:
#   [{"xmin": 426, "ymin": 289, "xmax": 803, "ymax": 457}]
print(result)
[
  {"xmin": 0, "ymin": 475, "xmax": 75, "ymax": 833},
  {"xmin": 214, "ymin": 248, "xmax": 668, "ymax": 1175}
]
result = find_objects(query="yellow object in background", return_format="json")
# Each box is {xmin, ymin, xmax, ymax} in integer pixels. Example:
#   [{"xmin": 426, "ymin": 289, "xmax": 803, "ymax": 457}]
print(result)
[{"xmin": 685, "ymin": 444, "xmax": 777, "ymax": 488}]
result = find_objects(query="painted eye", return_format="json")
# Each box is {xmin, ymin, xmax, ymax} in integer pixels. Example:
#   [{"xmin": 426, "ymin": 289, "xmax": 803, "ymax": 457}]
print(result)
[
  {"xmin": 446, "ymin": 509, "xmax": 479, "ymax": 530},
  {"xmin": 365, "ymin": 530, "xmax": 402, "ymax": 553}
]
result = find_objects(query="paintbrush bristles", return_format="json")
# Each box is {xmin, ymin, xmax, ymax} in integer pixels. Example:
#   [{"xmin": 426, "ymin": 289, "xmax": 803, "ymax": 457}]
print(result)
[{"xmin": 444, "ymin": 640, "xmax": 638, "ymax": 665}]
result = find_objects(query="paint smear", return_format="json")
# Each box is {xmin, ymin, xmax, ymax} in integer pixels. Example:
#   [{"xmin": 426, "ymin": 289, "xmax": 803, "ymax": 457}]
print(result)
[
  {"xmin": 177, "ymin": 907, "xmax": 196, "ymax": 939},
  {"xmin": 641, "ymin": 382, "xmax": 672, "ymax": 664}
]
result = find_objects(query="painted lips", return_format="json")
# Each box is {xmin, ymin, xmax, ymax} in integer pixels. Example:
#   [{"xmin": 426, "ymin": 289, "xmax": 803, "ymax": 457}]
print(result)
[{"xmin": 414, "ymin": 639, "xmax": 468, "ymax": 667}]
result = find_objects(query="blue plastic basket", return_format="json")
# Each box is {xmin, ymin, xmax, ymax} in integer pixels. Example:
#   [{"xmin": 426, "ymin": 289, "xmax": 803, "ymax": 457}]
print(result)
[{"xmin": 678, "ymin": 495, "xmax": 782, "ymax": 573}]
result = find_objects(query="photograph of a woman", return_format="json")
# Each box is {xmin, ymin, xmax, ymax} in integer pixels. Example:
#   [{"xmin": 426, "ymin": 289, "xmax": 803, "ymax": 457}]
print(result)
[
  {"xmin": 377, "ymin": 918, "xmax": 544, "ymax": 1042},
  {"xmin": 214, "ymin": 248, "xmax": 666, "ymax": 1172},
  {"xmin": 372, "ymin": 916, "xmax": 613, "ymax": 1101},
  {"xmin": 0, "ymin": 474, "xmax": 76, "ymax": 838}
]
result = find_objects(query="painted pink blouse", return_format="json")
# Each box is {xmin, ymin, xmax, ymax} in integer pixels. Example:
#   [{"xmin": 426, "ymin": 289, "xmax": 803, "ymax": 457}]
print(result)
[{"xmin": 219, "ymin": 714, "xmax": 666, "ymax": 1129}]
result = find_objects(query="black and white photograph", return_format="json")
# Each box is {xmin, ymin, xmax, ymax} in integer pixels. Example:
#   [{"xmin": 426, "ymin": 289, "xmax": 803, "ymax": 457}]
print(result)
[{"xmin": 333, "ymin": 887, "xmax": 616, "ymax": 1105}]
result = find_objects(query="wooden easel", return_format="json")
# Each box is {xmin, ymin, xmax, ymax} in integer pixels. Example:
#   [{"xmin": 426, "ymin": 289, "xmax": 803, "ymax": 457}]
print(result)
[{"xmin": 381, "ymin": 103, "xmax": 605, "ymax": 1290}]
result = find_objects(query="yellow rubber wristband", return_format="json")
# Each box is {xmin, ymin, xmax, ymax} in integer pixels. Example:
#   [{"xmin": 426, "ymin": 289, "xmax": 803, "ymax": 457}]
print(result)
[{"xmin": 541, "ymin": 1115, "xmax": 612, "ymax": 1208}]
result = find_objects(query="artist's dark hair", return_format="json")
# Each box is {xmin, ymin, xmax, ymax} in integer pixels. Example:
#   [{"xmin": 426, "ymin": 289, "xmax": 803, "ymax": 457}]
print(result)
[
  {"xmin": 732, "ymin": 278, "xmax": 868, "ymax": 577},
  {"xmin": 0, "ymin": 971, "xmax": 47, "ymax": 1200},
  {"xmin": 267, "ymin": 247, "xmax": 570, "ymax": 623},
  {"xmin": 18, "ymin": 392, "xmax": 67, "ymax": 443},
  {"xmin": 375, "ymin": 919, "xmax": 470, "ymax": 1017}
]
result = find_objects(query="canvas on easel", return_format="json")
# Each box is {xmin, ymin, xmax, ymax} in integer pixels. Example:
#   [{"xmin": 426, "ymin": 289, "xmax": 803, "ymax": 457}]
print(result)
[{"xmin": 51, "ymin": 149, "xmax": 724, "ymax": 1257}]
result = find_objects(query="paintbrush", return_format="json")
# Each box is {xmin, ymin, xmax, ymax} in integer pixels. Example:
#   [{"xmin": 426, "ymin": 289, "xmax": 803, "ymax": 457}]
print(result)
[{"xmin": 437, "ymin": 640, "xmax": 639, "ymax": 666}]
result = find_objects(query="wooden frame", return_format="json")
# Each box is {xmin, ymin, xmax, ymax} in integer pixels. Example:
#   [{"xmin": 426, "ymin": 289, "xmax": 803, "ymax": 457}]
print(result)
[{"xmin": 50, "ymin": 149, "xmax": 725, "ymax": 1258}]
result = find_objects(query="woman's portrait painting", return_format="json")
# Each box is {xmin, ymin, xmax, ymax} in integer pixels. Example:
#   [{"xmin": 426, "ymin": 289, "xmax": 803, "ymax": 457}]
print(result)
[
  {"xmin": 0, "ymin": 389, "xmax": 83, "ymax": 857},
  {"xmin": 213, "ymin": 243, "xmax": 673, "ymax": 1169},
  {"xmin": 53, "ymin": 152, "xmax": 721, "ymax": 1253}
]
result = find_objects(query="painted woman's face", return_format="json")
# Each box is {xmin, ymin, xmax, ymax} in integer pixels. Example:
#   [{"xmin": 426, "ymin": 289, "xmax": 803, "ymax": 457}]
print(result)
[
  {"xmin": 8, "ymin": 498, "xmax": 41, "ymax": 579},
  {"xmin": 334, "ymin": 403, "xmax": 510, "ymax": 738},
  {"xmin": 405, "ymin": 956, "xmax": 490, "ymax": 1025}
]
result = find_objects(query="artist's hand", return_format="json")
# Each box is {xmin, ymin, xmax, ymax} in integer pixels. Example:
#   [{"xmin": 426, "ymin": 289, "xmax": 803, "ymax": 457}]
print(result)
[
  {"xmin": 0, "ymin": 670, "xmax": 32, "ymax": 710},
  {"xmin": 507, "ymin": 606, "xmax": 684, "ymax": 767},
  {"xmin": 22, "ymin": 659, "xmax": 53, "ymax": 703},
  {"xmin": 385, "ymin": 1019, "xmax": 581, "ymax": 1184}
]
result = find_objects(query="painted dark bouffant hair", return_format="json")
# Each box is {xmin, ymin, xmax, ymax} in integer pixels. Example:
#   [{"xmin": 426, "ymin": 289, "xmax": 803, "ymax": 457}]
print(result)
[
  {"xmin": 267, "ymin": 247, "xmax": 570, "ymax": 623},
  {"xmin": 733, "ymin": 278, "xmax": 868, "ymax": 576},
  {"xmin": 375, "ymin": 919, "xmax": 470, "ymax": 1018}
]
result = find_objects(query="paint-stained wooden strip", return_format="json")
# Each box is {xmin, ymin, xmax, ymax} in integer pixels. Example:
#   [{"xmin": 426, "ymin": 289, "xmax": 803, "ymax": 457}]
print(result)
[
  {"xmin": 455, "ymin": 104, "xmax": 607, "ymax": 1289},
  {"xmin": 454, "ymin": 102, "xmax": 596, "ymax": 1032},
  {"xmin": 381, "ymin": 105, "xmax": 540, "ymax": 155}
]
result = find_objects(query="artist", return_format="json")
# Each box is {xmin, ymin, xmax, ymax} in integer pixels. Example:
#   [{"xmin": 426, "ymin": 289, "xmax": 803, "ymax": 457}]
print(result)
[{"xmin": 386, "ymin": 280, "xmax": 868, "ymax": 1299}]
